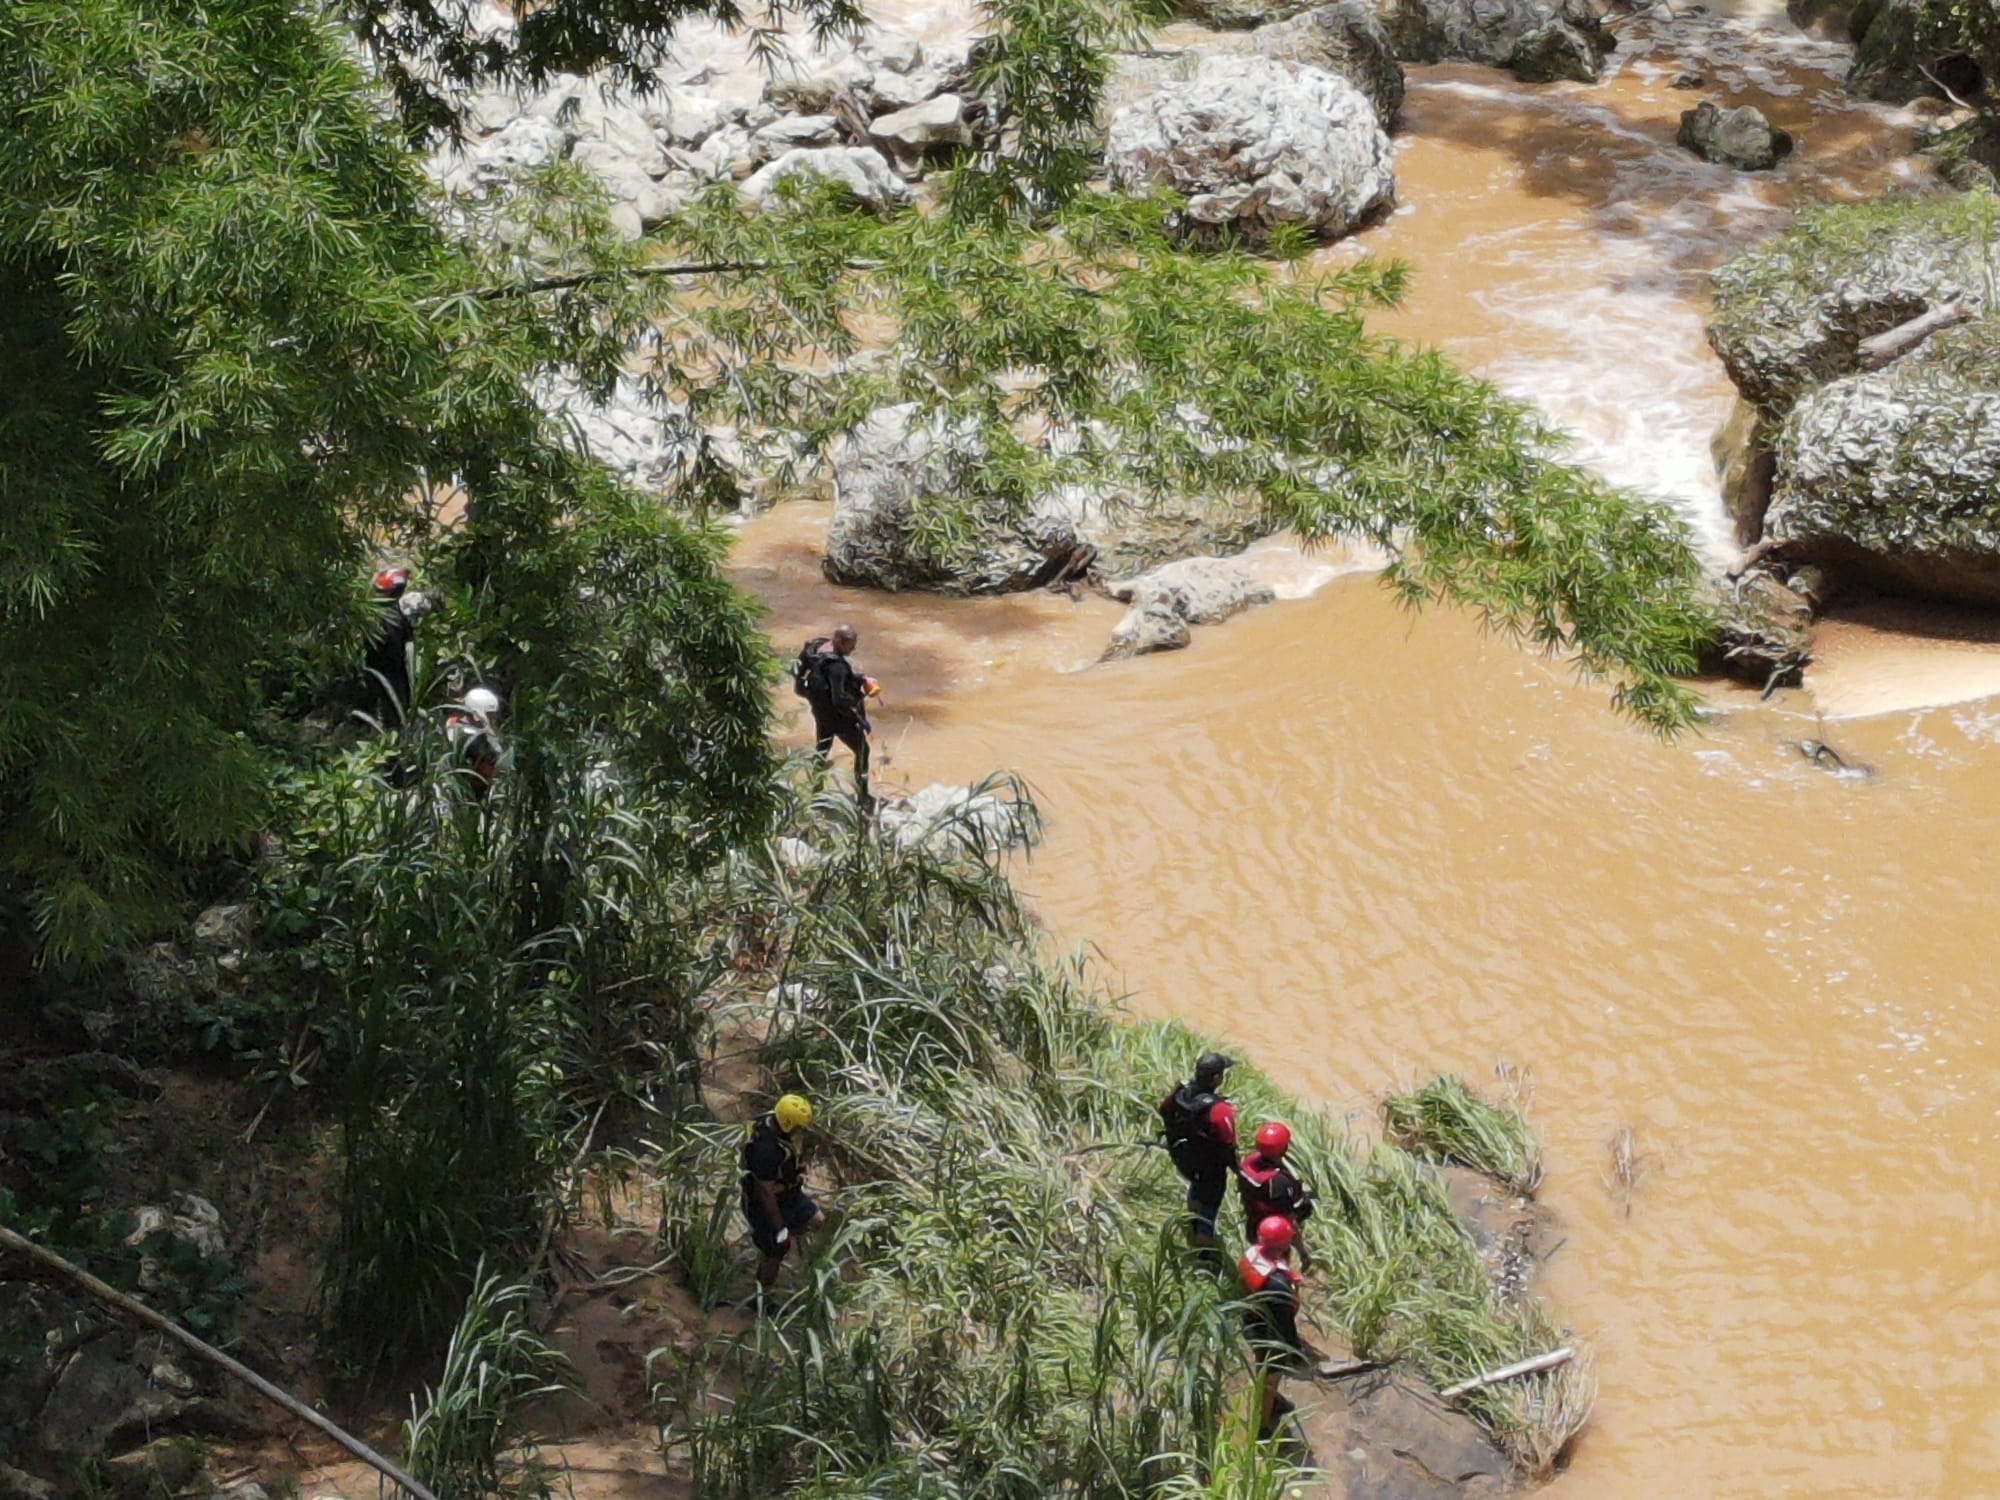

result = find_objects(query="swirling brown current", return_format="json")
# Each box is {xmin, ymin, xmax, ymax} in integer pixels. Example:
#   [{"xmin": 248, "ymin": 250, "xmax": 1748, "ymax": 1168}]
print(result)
[{"xmin": 733, "ymin": 8, "xmax": 2000, "ymax": 1494}]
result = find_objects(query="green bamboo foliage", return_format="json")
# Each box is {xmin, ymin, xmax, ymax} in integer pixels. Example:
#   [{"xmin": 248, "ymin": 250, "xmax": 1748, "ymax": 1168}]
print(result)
[
  {"xmin": 403, "ymin": 1267, "xmax": 571, "ymax": 1500},
  {"xmin": 652, "ymin": 786, "xmax": 1590, "ymax": 1492}
]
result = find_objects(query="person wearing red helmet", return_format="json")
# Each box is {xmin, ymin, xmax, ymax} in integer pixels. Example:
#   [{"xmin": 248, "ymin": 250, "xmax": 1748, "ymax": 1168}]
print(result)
[
  {"xmin": 1239, "ymin": 1214, "xmax": 1303, "ymax": 1440},
  {"xmin": 1236, "ymin": 1119, "xmax": 1316, "ymax": 1250},
  {"xmin": 1158, "ymin": 1051, "xmax": 1239, "ymax": 1252},
  {"xmin": 364, "ymin": 565, "xmax": 415, "ymax": 728}
]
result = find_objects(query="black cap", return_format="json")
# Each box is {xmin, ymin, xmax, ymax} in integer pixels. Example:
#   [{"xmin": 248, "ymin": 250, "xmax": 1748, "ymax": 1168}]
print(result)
[{"xmin": 1194, "ymin": 1051, "xmax": 1234, "ymax": 1080}]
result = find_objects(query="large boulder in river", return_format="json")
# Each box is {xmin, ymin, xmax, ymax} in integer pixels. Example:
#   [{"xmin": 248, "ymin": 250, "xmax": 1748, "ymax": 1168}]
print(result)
[
  {"xmin": 1221, "ymin": 3, "xmax": 1406, "ymax": 126},
  {"xmin": 1676, "ymin": 100, "xmax": 1794, "ymax": 171},
  {"xmin": 824, "ymin": 406, "xmax": 1275, "ymax": 594},
  {"xmin": 1708, "ymin": 203, "xmax": 1987, "ymax": 417},
  {"xmin": 1709, "ymin": 195, "xmax": 1999, "ymax": 606},
  {"xmin": 1106, "ymin": 57, "xmax": 1394, "ymax": 244},
  {"xmin": 824, "ymin": 406, "xmax": 1096, "ymax": 593},
  {"xmin": 1378, "ymin": 0, "xmax": 1614, "ymax": 82},
  {"xmin": 1766, "ymin": 367, "xmax": 2000, "ymax": 607}
]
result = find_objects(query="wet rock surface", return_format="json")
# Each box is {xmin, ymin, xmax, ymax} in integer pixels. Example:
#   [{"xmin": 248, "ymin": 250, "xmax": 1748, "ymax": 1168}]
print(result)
[
  {"xmin": 1676, "ymin": 99, "xmax": 1794, "ymax": 170},
  {"xmin": 1298, "ymin": 1370, "xmax": 1512, "ymax": 1498},
  {"xmin": 1700, "ymin": 570, "xmax": 1816, "ymax": 690},
  {"xmin": 1103, "ymin": 556, "xmax": 1279, "ymax": 658},
  {"xmin": 1106, "ymin": 56, "xmax": 1395, "ymax": 243}
]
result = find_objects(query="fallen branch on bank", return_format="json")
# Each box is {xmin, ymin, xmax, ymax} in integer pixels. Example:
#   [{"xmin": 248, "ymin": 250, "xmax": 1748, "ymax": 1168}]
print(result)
[
  {"xmin": 0, "ymin": 1223, "xmax": 440, "ymax": 1500},
  {"xmin": 1858, "ymin": 300, "xmax": 1974, "ymax": 369},
  {"xmin": 1438, "ymin": 1346, "xmax": 1576, "ymax": 1401}
]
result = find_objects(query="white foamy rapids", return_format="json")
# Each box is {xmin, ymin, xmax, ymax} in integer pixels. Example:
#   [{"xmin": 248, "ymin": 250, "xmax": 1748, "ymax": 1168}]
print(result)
[
  {"xmin": 1478, "ymin": 273, "xmax": 1742, "ymax": 564},
  {"xmin": 1402, "ymin": 40, "xmax": 1890, "ymax": 565},
  {"xmin": 1234, "ymin": 534, "xmax": 1396, "ymax": 598}
]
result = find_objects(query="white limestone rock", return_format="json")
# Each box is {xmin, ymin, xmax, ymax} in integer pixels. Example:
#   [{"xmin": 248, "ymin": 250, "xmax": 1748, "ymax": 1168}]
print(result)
[{"xmin": 1106, "ymin": 56, "xmax": 1394, "ymax": 242}]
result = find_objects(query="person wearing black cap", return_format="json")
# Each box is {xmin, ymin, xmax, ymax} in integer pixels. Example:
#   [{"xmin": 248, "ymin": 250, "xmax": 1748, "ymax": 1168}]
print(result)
[{"xmin": 1158, "ymin": 1051, "xmax": 1239, "ymax": 1252}]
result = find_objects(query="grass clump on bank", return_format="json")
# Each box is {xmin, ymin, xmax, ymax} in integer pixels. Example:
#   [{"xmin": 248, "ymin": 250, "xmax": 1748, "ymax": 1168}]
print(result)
[
  {"xmin": 1384, "ymin": 1073, "xmax": 1545, "ymax": 1196},
  {"xmin": 639, "ymin": 782, "xmax": 1592, "ymax": 1491}
]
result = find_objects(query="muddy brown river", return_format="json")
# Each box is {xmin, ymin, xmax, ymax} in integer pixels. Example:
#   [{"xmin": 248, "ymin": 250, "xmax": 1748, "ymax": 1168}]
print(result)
[{"xmin": 729, "ymin": 7, "xmax": 2000, "ymax": 1496}]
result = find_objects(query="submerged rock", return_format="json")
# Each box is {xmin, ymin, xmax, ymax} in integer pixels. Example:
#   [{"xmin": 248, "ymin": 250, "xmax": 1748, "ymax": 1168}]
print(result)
[
  {"xmin": 1699, "ymin": 570, "xmax": 1815, "ymax": 691},
  {"xmin": 1106, "ymin": 57, "xmax": 1394, "ymax": 243},
  {"xmin": 877, "ymin": 783, "xmax": 1033, "ymax": 858},
  {"xmin": 1676, "ymin": 100, "xmax": 1794, "ymax": 170},
  {"xmin": 1102, "ymin": 556, "xmax": 1279, "ymax": 659}
]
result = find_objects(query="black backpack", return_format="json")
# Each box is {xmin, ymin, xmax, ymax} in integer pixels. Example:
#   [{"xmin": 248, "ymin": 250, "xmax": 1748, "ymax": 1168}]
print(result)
[{"xmin": 791, "ymin": 636, "xmax": 833, "ymax": 701}]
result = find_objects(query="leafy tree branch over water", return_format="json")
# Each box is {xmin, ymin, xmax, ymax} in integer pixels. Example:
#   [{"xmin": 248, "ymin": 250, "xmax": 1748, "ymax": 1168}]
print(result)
[{"xmin": 2, "ymin": 0, "xmax": 1712, "ymax": 960}]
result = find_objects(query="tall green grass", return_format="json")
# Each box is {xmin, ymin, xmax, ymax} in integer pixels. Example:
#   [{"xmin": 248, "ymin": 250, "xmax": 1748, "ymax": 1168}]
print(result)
[
  {"xmin": 265, "ymin": 706, "xmax": 730, "ymax": 1366},
  {"xmin": 645, "ymin": 780, "xmax": 1592, "ymax": 1490},
  {"xmin": 1382, "ymin": 1074, "xmax": 1544, "ymax": 1196},
  {"xmin": 403, "ymin": 1266, "xmax": 570, "ymax": 1500}
]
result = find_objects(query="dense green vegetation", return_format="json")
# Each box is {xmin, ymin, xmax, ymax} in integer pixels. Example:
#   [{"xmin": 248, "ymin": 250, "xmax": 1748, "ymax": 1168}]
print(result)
[
  {"xmin": 0, "ymin": 0, "xmax": 1732, "ymax": 969},
  {"xmin": 0, "ymin": 0, "xmax": 1707, "ymax": 1488}
]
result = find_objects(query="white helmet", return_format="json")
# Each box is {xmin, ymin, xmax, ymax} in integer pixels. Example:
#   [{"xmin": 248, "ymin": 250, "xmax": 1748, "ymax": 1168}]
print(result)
[{"xmin": 462, "ymin": 687, "xmax": 501, "ymax": 717}]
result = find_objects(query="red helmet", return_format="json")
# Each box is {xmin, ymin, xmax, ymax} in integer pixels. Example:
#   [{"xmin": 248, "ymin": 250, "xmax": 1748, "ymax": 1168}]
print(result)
[
  {"xmin": 1255, "ymin": 1121, "xmax": 1292, "ymax": 1158},
  {"xmin": 1256, "ymin": 1215, "xmax": 1296, "ymax": 1252},
  {"xmin": 373, "ymin": 566, "xmax": 411, "ymax": 596}
]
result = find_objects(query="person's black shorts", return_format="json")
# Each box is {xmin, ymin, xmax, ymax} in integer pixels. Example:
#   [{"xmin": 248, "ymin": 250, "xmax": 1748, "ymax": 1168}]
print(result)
[{"xmin": 745, "ymin": 1187, "xmax": 820, "ymax": 1258}]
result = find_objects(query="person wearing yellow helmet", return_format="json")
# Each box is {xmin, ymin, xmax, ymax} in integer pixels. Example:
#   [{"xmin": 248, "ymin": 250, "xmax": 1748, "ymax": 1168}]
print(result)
[{"xmin": 740, "ymin": 1093, "xmax": 824, "ymax": 1293}]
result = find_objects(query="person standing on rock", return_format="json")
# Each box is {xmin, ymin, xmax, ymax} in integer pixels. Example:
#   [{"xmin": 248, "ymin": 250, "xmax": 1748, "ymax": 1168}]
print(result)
[
  {"xmin": 1240, "ymin": 1214, "xmax": 1304, "ymax": 1441},
  {"xmin": 1236, "ymin": 1120, "xmax": 1316, "ymax": 1252},
  {"xmin": 741, "ymin": 1093, "xmax": 825, "ymax": 1297},
  {"xmin": 1158, "ymin": 1052, "xmax": 1239, "ymax": 1253},
  {"xmin": 796, "ymin": 624, "xmax": 876, "ymax": 809}
]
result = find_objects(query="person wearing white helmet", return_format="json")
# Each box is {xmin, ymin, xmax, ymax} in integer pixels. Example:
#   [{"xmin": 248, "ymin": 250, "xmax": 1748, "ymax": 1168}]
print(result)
[{"xmin": 446, "ymin": 687, "xmax": 503, "ymax": 798}]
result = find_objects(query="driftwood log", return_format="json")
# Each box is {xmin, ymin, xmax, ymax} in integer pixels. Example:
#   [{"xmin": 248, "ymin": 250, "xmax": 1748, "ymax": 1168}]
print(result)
[
  {"xmin": 1439, "ymin": 1345, "xmax": 1576, "ymax": 1401},
  {"xmin": 1859, "ymin": 300, "xmax": 1975, "ymax": 370}
]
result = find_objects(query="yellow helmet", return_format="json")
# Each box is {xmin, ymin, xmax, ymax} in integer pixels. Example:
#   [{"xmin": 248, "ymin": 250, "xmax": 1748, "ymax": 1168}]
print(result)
[{"xmin": 774, "ymin": 1094, "xmax": 814, "ymax": 1133}]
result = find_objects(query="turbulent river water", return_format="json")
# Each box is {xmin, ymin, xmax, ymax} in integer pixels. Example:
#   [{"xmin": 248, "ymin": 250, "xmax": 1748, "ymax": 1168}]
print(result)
[{"xmin": 729, "ymin": 7, "xmax": 2000, "ymax": 1495}]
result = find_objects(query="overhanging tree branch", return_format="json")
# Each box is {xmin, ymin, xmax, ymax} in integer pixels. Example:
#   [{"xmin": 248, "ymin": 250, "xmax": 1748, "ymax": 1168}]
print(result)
[{"xmin": 437, "ymin": 257, "xmax": 883, "ymax": 303}]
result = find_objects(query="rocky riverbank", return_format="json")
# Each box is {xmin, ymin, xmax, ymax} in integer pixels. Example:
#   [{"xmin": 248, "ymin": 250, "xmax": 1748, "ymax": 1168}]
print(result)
[{"xmin": 1705, "ymin": 190, "xmax": 1998, "ymax": 695}]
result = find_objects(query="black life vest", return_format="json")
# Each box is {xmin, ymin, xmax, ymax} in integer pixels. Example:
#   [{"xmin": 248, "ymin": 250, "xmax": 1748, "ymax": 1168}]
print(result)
[
  {"xmin": 1237, "ymin": 1152, "xmax": 1310, "ymax": 1227},
  {"xmin": 1160, "ymin": 1082, "xmax": 1233, "ymax": 1176},
  {"xmin": 740, "ymin": 1112, "xmax": 802, "ymax": 1192}
]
